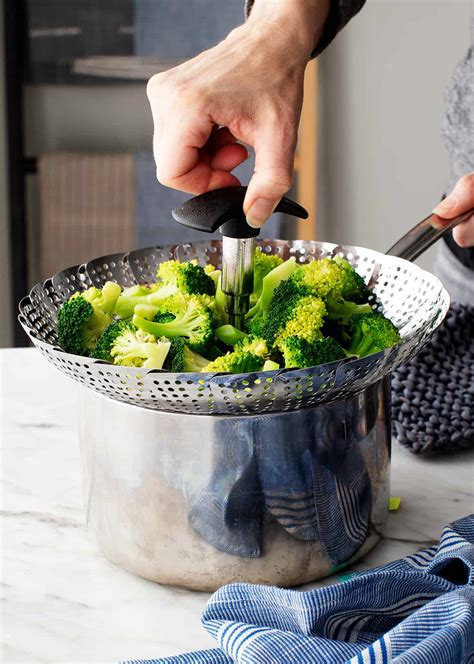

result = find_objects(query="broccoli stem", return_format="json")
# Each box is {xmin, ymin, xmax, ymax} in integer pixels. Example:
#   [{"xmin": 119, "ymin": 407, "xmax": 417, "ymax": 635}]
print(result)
[
  {"xmin": 246, "ymin": 257, "xmax": 297, "ymax": 321},
  {"xmin": 215, "ymin": 324, "xmax": 247, "ymax": 347},
  {"xmin": 325, "ymin": 296, "xmax": 372, "ymax": 323}
]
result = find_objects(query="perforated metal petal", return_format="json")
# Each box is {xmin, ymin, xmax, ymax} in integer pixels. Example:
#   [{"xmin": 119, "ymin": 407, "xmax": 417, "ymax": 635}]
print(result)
[{"xmin": 19, "ymin": 239, "xmax": 450, "ymax": 414}]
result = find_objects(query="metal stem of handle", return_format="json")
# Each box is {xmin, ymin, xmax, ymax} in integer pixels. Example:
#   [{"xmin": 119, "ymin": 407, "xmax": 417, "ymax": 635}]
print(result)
[
  {"xmin": 221, "ymin": 236, "xmax": 256, "ymax": 329},
  {"xmin": 386, "ymin": 208, "xmax": 474, "ymax": 261}
]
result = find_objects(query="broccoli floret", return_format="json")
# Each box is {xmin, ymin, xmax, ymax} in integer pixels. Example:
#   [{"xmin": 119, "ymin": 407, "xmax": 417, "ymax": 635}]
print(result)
[
  {"xmin": 347, "ymin": 312, "xmax": 401, "ymax": 357},
  {"xmin": 109, "ymin": 326, "xmax": 171, "ymax": 369},
  {"xmin": 57, "ymin": 292, "xmax": 112, "ymax": 356},
  {"xmin": 201, "ymin": 334, "xmax": 270, "ymax": 374},
  {"xmin": 253, "ymin": 250, "xmax": 283, "ymax": 299},
  {"xmin": 333, "ymin": 256, "xmax": 372, "ymax": 303},
  {"xmin": 201, "ymin": 350, "xmax": 264, "ymax": 374},
  {"xmin": 280, "ymin": 336, "xmax": 346, "ymax": 369},
  {"xmin": 246, "ymin": 257, "xmax": 297, "ymax": 334},
  {"xmin": 114, "ymin": 283, "xmax": 178, "ymax": 319},
  {"xmin": 82, "ymin": 281, "xmax": 122, "ymax": 316},
  {"xmin": 133, "ymin": 294, "xmax": 214, "ymax": 353},
  {"xmin": 325, "ymin": 294, "xmax": 372, "ymax": 323},
  {"xmin": 163, "ymin": 337, "xmax": 210, "ymax": 372},
  {"xmin": 92, "ymin": 319, "xmax": 132, "ymax": 362},
  {"xmin": 235, "ymin": 335, "xmax": 269, "ymax": 358},
  {"xmin": 259, "ymin": 277, "xmax": 326, "ymax": 347},
  {"xmin": 293, "ymin": 257, "xmax": 371, "ymax": 302},
  {"xmin": 157, "ymin": 259, "xmax": 215, "ymax": 296},
  {"xmin": 215, "ymin": 324, "xmax": 247, "ymax": 347}
]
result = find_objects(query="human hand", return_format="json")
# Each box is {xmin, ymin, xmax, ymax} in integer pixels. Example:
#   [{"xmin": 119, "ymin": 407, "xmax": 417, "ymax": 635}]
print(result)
[
  {"xmin": 433, "ymin": 172, "xmax": 474, "ymax": 247},
  {"xmin": 147, "ymin": 0, "xmax": 329, "ymax": 228}
]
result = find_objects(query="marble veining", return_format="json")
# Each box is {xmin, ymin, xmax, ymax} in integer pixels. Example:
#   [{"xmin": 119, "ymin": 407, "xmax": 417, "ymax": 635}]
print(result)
[{"xmin": 1, "ymin": 349, "xmax": 473, "ymax": 663}]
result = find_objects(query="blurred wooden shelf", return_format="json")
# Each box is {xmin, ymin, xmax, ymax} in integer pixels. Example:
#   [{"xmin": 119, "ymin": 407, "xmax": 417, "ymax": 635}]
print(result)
[
  {"xmin": 296, "ymin": 59, "xmax": 318, "ymax": 241},
  {"xmin": 72, "ymin": 56, "xmax": 186, "ymax": 80}
]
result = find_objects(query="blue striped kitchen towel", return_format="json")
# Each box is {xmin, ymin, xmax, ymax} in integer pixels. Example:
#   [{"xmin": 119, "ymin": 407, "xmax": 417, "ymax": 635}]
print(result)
[{"xmin": 124, "ymin": 515, "xmax": 474, "ymax": 664}]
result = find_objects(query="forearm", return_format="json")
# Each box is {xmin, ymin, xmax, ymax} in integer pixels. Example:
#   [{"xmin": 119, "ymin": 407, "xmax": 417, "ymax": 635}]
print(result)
[
  {"xmin": 246, "ymin": 0, "xmax": 366, "ymax": 56},
  {"xmin": 245, "ymin": 0, "xmax": 330, "ymax": 61}
]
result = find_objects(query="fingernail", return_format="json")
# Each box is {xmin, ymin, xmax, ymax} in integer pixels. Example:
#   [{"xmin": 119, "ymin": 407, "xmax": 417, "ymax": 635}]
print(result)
[
  {"xmin": 433, "ymin": 195, "xmax": 458, "ymax": 216},
  {"xmin": 246, "ymin": 198, "xmax": 277, "ymax": 228}
]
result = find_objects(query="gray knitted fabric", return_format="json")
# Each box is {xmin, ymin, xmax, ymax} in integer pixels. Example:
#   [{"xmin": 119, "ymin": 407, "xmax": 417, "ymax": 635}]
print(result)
[{"xmin": 245, "ymin": 0, "xmax": 365, "ymax": 57}]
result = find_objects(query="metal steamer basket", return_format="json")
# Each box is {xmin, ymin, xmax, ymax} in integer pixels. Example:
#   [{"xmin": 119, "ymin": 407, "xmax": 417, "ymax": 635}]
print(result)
[{"xmin": 19, "ymin": 201, "xmax": 470, "ymax": 591}]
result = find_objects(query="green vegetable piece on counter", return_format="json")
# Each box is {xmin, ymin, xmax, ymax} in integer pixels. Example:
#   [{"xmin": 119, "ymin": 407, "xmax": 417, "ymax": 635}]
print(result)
[{"xmin": 389, "ymin": 497, "xmax": 401, "ymax": 511}]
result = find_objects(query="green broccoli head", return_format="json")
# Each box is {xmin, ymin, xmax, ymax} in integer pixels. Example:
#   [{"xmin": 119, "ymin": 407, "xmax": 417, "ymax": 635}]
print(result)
[
  {"xmin": 82, "ymin": 281, "xmax": 122, "ymax": 316},
  {"xmin": 347, "ymin": 312, "xmax": 401, "ymax": 357},
  {"xmin": 157, "ymin": 259, "xmax": 215, "ymax": 296},
  {"xmin": 259, "ymin": 277, "xmax": 327, "ymax": 348},
  {"xmin": 234, "ymin": 335, "xmax": 270, "ymax": 358},
  {"xmin": 293, "ymin": 256, "xmax": 371, "ymax": 303},
  {"xmin": 92, "ymin": 319, "xmax": 132, "ymax": 362},
  {"xmin": 164, "ymin": 337, "xmax": 210, "ymax": 372},
  {"xmin": 57, "ymin": 292, "xmax": 112, "ymax": 356},
  {"xmin": 253, "ymin": 250, "xmax": 283, "ymax": 299},
  {"xmin": 109, "ymin": 326, "xmax": 171, "ymax": 369},
  {"xmin": 279, "ymin": 336, "xmax": 346, "ymax": 369},
  {"xmin": 246, "ymin": 257, "xmax": 298, "ymax": 335},
  {"xmin": 201, "ymin": 349, "xmax": 265, "ymax": 374},
  {"xmin": 133, "ymin": 294, "xmax": 214, "ymax": 353},
  {"xmin": 114, "ymin": 283, "xmax": 178, "ymax": 319}
]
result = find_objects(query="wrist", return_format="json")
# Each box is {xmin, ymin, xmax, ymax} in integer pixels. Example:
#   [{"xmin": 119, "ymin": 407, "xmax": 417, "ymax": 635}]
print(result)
[{"xmin": 245, "ymin": 0, "xmax": 330, "ymax": 59}]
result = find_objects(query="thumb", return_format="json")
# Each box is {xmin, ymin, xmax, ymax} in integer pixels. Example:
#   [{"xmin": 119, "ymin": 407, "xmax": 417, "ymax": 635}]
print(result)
[
  {"xmin": 432, "ymin": 173, "xmax": 474, "ymax": 219},
  {"xmin": 243, "ymin": 127, "xmax": 296, "ymax": 228}
]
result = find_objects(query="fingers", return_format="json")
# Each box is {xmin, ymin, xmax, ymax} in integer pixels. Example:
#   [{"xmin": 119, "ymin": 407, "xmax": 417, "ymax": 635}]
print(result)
[
  {"xmin": 433, "ymin": 172, "xmax": 474, "ymax": 218},
  {"xmin": 452, "ymin": 214, "xmax": 474, "ymax": 248},
  {"xmin": 210, "ymin": 143, "xmax": 249, "ymax": 171},
  {"xmin": 243, "ymin": 124, "xmax": 296, "ymax": 228},
  {"xmin": 155, "ymin": 112, "xmax": 214, "ymax": 193},
  {"xmin": 433, "ymin": 172, "xmax": 474, "ymax": 248}
]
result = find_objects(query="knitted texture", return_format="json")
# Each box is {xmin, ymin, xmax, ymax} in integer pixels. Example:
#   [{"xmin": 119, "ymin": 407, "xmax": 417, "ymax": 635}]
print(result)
[{"xmin": 392, "ymin": 303, "xmax": 474, "ymax": 454}]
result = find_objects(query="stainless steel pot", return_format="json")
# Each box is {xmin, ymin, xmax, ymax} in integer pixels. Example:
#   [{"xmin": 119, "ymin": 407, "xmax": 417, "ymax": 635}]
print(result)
[
  {"xmin": 21, "ymin": 208, "xmax": 473, "ymax": 590},
  {"xmin": 79, "ymin": 377, "xmax": 391, "ymax": 591}
]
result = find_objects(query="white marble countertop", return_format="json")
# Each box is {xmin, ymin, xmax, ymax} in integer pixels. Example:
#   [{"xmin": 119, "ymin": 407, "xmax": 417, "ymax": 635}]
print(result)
[{"xmin": 1, "ymin": 348, "xmax": 473, "ymax": 664}]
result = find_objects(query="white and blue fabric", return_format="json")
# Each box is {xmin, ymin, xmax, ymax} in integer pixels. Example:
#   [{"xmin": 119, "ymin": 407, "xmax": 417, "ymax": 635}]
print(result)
[
  {"xmin": 189, "ymin": 404, "xmax": 373, "ymax": 563},
  {"xmin": 124, "ymin": 515, "xmax": 474, "ymax": 664}
]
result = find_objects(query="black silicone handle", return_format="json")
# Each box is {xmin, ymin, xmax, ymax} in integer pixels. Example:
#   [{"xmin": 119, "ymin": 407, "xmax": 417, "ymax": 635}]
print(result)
[{"xmin": 172, "ymin": 186, "xmax": 308, "ymax": 239}]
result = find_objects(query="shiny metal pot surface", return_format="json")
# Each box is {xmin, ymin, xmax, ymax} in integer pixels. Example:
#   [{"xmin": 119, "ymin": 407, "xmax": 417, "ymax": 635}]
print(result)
[{"xmin": 79, "ymin": 378, "xmax": 391, "ymax": 591}]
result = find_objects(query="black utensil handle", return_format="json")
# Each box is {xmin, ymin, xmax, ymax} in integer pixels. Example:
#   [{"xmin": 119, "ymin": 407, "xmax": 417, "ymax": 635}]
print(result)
[
  {"xmin": 172, "ymin": 186, "xmax": 308, "ymax": 239},
  {"xmin": 386, "ymin": 208, "xmax": 474, "ymax": 262}
]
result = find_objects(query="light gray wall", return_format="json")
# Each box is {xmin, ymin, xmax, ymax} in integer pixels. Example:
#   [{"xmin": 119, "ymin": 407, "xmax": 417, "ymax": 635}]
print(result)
[
  {"xmin": 0, "ymin": 0, "xmax": 13, "ymax": 347},
  {"xmin": 317, "ymin": 0, "xmax": 472, "ymax": 271}
]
